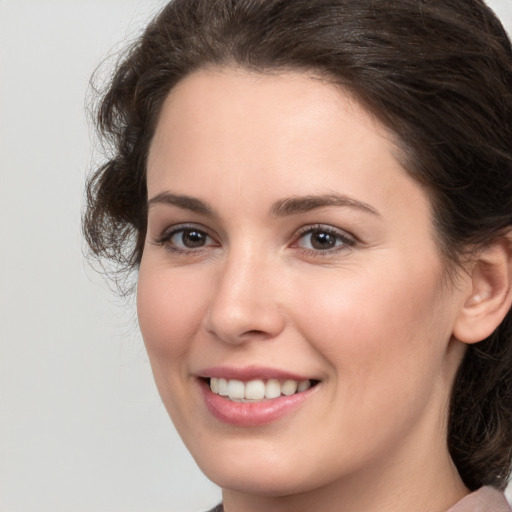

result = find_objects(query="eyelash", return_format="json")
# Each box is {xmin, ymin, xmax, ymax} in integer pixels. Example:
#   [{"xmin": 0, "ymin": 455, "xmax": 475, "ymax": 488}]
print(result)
[
  {"xmin": 291, "ymin": 224, "xmax": 356, "ymax": 256},
  {"xmin": 152, "ymin": 223, "xmax": 356, "ymax": 257},
  {"xmin": 153, "ymin": 224, "xmax": 218, "ymax": 255}
]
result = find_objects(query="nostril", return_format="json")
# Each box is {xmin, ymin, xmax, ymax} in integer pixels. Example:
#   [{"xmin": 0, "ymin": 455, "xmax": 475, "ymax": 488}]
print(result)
[{"xmin": 242, "ymin": 329, "xmax": 268, "ymax": 337}]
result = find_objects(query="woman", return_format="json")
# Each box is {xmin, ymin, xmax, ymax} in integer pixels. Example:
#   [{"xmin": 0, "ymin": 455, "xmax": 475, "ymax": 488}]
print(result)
[{"xmin": 84, "ymin": 0, "xmax": 512, "ymax": 510}]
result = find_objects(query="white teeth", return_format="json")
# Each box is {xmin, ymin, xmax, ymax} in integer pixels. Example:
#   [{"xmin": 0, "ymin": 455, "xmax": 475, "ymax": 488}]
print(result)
[
  {"xmin": 217, "ymin": 378, "xmax": 229, "ymax": 396},
  {"xmin": 281, "ymin": 380, "xmax": 298, "ymax": 396},
  {"xmin": 245, "ymin": 379, "xmax": 265, "ymax": 400},
  {"xmin": 227, "ymin": 379, "xmax": 245, "ymax": 400},
  {"xmin": 209, "ymin": 377, "xmax": 313, "ymax": 401},
  {"xmin": 265, "ymin": 379, "xmax": 281, "ymax": 399},
  {"xmin": 297, "ymin": 380, "xmax": 311, "ymax": 392}
]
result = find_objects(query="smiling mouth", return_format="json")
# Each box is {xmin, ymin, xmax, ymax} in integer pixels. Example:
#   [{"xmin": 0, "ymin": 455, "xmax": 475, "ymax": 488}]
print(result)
[{"xmin": 205, "ymin": 377, "xmax": 319, "ymax": 402}]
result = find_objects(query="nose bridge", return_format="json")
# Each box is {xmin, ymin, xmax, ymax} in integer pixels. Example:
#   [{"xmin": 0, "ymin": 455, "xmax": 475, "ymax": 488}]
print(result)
[{"xmin": 205, "ymin": 242, "xmax": 284, "ymax": 344}]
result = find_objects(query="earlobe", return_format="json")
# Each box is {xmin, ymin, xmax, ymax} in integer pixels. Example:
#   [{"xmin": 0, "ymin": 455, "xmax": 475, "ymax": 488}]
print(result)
[{"xmin": 453, "ymin": 234, "xmax": 512, "ymax": 344}]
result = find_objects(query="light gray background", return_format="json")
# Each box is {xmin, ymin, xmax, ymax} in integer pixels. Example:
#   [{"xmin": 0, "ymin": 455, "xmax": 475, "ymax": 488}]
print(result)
[{"xmin": 1, "ymin": 1, "xmax": 511, "ymax": 511}]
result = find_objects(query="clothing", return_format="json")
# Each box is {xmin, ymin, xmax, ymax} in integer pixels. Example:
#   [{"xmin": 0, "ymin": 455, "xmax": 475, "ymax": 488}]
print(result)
[
  {"xmin": 206, "ymin": 486, "xmax": 511, "ymax": 512},
  {"xmin": 447, "ymin": 486, "xmax": 511, "ymax": 512}
]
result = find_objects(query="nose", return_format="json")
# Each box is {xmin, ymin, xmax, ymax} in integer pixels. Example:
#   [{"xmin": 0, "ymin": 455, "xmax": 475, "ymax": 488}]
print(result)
[{"xmin": 204, "ymin": 249, "xmax": 286, "ymax": 345}]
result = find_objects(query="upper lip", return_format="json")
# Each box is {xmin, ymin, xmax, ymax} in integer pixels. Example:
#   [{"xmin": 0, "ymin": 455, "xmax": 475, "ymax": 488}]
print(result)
[{"xmin": 197, "ymin": 366, "xmax": 316, "ymax": 382}]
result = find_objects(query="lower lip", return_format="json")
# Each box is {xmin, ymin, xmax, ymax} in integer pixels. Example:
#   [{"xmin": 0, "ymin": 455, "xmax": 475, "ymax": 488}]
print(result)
[{"xmin": 199, "ymin": 379, "xmax": 316, "ymax": 427}]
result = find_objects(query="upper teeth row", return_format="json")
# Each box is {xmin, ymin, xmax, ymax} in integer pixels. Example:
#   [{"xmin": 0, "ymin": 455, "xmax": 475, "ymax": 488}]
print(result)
[{"xmin": 209, "ymin": 378, "xmax": 312, "ymax": 401}]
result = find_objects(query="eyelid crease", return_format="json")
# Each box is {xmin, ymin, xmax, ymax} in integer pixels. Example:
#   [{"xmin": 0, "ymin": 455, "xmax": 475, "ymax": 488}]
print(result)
[
  {"xmin": 150, "ymin": 224, "xmax": 221, "ymax": 259},
  {"xmin": 150, "ymin": 221, "xmax": 359, "ymax": 260},
  {"xmin": 152, "ymin": 223, "xmax": 216, "ymax": 245},
  {"xmin": 291, "ymin": 223, "xmax": 357, "ymax": 251}
]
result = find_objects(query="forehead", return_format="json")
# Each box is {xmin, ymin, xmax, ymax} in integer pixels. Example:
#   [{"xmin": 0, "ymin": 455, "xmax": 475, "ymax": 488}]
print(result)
[
  {"xmin": 149, "ymin": 69, "xmax": 399, "ymax": 180},
  {"xmin": 149, "ymin": 68, "xmax": 396, "ymax": 155},
  {"xmin": 147, "ymin": 68, "xmax": 430, "ymax": 226}
]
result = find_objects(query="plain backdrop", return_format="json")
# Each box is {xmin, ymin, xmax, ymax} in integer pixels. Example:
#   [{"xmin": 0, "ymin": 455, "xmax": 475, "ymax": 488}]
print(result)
[{"xmin": 1, "ymin": 1, "xmax": 511, "ymax": 511}]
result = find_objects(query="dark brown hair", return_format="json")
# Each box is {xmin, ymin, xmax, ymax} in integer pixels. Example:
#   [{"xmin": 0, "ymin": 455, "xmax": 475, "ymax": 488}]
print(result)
[{"xmin": 84, "ymin": 0, "xmax": 512, "ymax": 491}]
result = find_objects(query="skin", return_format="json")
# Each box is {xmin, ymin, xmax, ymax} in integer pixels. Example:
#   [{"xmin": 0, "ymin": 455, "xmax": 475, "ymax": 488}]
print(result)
[{"xmin": 138, "ymin": 68, "xmax": 474, "ymax": 512}]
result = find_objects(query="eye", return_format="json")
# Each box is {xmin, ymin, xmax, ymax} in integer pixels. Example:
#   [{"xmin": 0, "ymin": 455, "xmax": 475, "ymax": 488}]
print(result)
[
  {"xmin": 293, "ymin": 225, "xmax": 355, "ymax": 253},
  {"xmin": 154, "ymin": 224, "xmax": 218, "ymax": 253},
  {"xmin": 170, "ymin": 228, "xmax": 211, "ymax": 249}
]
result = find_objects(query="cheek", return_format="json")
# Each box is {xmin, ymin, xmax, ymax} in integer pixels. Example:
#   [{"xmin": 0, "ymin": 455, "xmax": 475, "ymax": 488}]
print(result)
[
  {"xmin": 292, "ymin": 258, "xmax": 452, "ymax": 388},
  {"xmin": 137, "ymin": 261, "xmax": 209, "ymax": 361},
  {"xmin": 136, "ymin": 261, "xmax": 215, "ymax": 429},
  {"xmin": 287, "ymin": 262, "xmax": 455, "ymax": 462}
]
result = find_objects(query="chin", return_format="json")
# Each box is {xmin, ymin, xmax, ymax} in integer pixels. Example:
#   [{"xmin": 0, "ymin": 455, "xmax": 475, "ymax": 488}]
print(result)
[
  {"xmin": 204, "ymin": 463, "xmax": 313, "ymax": 497},
  {"xmin": 188, "ymin": 437, "xmax": 328, "ymax": 498}
]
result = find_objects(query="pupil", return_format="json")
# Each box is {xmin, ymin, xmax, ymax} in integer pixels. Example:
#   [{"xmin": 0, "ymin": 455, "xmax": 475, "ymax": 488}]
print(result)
[
  {"xmin": 312, "ymin": 232, "xmax": 335, "ymax": 250},
  {"xmin": 183, "ymin": 230, "xmax": 205, "ymax": 248}
]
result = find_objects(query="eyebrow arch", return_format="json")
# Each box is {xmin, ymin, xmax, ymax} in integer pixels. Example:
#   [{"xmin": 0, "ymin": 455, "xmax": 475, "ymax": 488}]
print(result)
[
  {"xmin": 147, "ymin": 191, "xmax": 379, "ymax": 218},
  {"xmin": 271, "ymin": 193, "xmax": 380, "ymax": 217},
  {"xmin": 147, "ymin": 192, "xmax": 215, "ymax": 216}
]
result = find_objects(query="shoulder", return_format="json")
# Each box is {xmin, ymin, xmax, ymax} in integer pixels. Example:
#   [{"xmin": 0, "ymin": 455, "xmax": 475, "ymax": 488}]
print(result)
[{"xmin": 447, "ymin": 487, "xmax": 511, "ymax": 512}]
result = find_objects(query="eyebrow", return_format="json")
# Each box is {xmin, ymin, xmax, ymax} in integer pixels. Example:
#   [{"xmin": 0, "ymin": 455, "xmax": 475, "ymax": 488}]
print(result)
[
  {"xmin": 271, "ymin": 193, "xmax": 380, "ymax": 217},
  {"xmin": 147, "ymin": 191, "xmax": 379, "ymax": 218},
  {"xmin": 147, "ymin": 192, "xmax": 215, "ymax": 216}
]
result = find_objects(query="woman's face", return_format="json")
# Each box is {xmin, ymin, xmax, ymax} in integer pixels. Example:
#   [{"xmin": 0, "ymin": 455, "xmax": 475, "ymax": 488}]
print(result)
[{"xmin": 138, "ymin": 69, "xmax": 468, "ymax": 498}]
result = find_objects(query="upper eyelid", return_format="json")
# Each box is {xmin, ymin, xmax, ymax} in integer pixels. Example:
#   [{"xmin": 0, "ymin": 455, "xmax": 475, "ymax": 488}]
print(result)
[
  {"xmin": 152, "ymin": 221, "xmax": 357, "ymax": 248},
  {"xmin": 290, "ymin": 224, "xmax": 358, "ymax": 253},
  {"xmin": 153, "ymin": 225, "xmax": 220, "ymax": 257},
  {"xmin": 152, "ymin": 224, "xmax": 219, "ymax": 249},
  {"xmin": 158, "ymin": 222, "xmax": 215, "ymax": 238},
  {"xmin": 293, "ymin": 223, "xmax": 356, "ymax": 240}
]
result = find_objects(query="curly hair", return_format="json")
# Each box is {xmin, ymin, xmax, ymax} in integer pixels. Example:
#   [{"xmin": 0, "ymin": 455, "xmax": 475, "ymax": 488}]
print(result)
[{"xmin": 83, "ymin": 0, "xmax": 512, "ymax": 490}]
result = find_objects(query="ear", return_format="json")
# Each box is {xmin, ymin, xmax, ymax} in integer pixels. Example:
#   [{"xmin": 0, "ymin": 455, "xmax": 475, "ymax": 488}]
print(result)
[{"xmin": 453, "ymin": 234, "xmax": 512, "ymax": 344}]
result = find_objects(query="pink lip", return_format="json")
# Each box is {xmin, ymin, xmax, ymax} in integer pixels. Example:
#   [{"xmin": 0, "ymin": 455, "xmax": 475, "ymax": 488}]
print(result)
[
  {"xmin": 198, "ymin": 365, "xmax": 312, "ymax": 382},
  {"xmin": 197, "ymin": 367, "xmax": 318, "ymax": 427}
]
